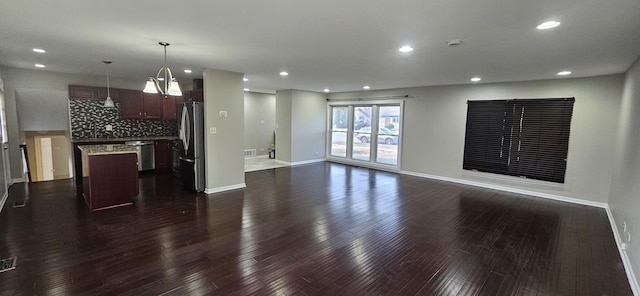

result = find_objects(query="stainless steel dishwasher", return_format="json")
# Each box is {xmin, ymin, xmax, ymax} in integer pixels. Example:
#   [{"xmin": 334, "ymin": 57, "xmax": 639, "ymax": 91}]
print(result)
[{"xmin": 125, "ymin": 141, "xmax": 155, "ymax": 171}]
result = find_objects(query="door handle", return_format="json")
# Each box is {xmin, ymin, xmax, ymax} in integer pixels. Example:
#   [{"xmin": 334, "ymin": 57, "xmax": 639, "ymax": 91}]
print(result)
[{"xmin": 179, "ymin": 156, "xmax": 195, "ymax": 163}]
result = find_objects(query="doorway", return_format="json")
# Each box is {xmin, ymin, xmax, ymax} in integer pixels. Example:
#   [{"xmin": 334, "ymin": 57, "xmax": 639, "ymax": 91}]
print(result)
[{"xmin": 25, "ymin": 131, "xmax": 72, "ymax": 182}]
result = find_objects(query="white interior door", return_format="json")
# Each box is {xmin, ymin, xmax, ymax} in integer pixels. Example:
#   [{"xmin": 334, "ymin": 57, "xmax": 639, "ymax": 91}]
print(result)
[{"xmin": 39, "ymin": 137, "xmax": 54, "ymax": 181}]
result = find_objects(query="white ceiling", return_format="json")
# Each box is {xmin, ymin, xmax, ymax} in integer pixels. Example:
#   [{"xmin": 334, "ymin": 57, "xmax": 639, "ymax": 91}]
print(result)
[{"xmin": 1, "ymin": 0, "xmax": 639, "ymax": 94}]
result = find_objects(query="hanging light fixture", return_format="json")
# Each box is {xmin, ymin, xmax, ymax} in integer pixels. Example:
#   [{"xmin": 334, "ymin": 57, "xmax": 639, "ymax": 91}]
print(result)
[
  {"xmin": 143, "ymin": 42, "xmax": 182, "ymax": 96},
  {"xmin": 102, "ymin": 61, "xmax": 115, "ymax": 108}
]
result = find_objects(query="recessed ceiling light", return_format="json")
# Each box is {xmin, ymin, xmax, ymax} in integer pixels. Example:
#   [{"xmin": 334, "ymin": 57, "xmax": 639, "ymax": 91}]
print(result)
[
  {"xmin": 363, "ymin": 85, "xmax": 370, "ymax": 90},
  {"xmin": 557, "ymin": 71, "xmax": 572, "ymax": 76},
  {"xmin": 537, "ymin": 21, "xmax": 560, "ymax": 30},
  {"xmin": 243, "ymin": 88, "xmax": 250, "ymax": 91},
  {"xmin": 399, "ymin": 45, "xmax": 413, "ymax": 53},
  {"xmin": 243, "ymin": 77, "xmax": 248, "ymax": 82},
  {"xmin": 324, "ymin": 88, "xmax": 330, "ymax": 93},
  {"xmin": 470, "ymin": 77, "xmax": 481, "ymax": 82},
  {"xmin": 33, "ymin": 48, "xmax": 46, "ymax": 53},
  {"xmin": 35, "ymin": 64, "xmax": 45, "ymax": 68},
  {"xmin": 184, "ymin": 69, "xmax": 192, "ymax": 74},
  {"xmin": 280, "ymin": 71, "xmax": 289, "ymax": 76}
]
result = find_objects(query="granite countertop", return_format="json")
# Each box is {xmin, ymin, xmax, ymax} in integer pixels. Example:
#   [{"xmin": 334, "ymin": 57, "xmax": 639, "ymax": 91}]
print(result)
[
  {"xmin": 72, "ymin": 136, "xmax": 178, "ymax": 143},
  {"xmin": 78, "ymin": 144, "xmax": 139, "ymax": 155}
]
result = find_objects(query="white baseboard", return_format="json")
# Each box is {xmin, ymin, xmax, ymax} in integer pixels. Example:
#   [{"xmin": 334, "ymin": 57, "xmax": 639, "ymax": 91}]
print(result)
[
  {"xmin": 12, "ymin": 178, "xmax": 25, "ymax": 184},
  {"xmin": 400, "ymin": 170, "xmax": 607, "ymax": 208},
  {"xmin": 606, "ymin": 207, "xmax": 640, "ymax": 296},
  {"xmin": 275, "ymin": 158, "xmax": 326, "ymax": 166},
  {"xmin": 204, "ymin": 183, "xmax": 246, "ymax": 195}
]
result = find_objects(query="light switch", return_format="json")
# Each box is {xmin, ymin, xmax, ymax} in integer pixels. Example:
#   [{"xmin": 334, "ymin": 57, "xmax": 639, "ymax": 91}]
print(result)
[
  {"xmin": 260, "ymin": 120, "xmax": 265, "ymax": 125},
  {"xmin": 210, "ymin": 127, "xmax": 217, "ymax": 134},
  {"xmin": 276, "ymin": 123, "xmax": 279, "ymax": 129}
]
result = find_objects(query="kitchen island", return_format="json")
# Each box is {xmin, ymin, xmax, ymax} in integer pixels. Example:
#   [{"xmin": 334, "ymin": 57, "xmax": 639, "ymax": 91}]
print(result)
[{"xmin": 78, "ymin": 144, "xmax": 139, "ymax": 211}]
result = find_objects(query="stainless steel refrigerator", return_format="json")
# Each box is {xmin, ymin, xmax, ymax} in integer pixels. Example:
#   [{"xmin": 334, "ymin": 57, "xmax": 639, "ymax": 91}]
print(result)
[{"xmin": 178, "ymin": 102, "xmax": 205, "ymax": 191}]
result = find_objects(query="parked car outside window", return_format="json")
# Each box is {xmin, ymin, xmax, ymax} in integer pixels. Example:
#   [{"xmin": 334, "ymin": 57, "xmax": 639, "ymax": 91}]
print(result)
[{"xmin": 354, "ymin": 127, "xmax": 398, "ymax": 145}]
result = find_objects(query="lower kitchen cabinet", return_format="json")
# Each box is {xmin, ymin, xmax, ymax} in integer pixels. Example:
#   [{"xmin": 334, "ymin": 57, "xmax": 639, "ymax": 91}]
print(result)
[{"xmin": 154, "ymin": 140, "xmax": 172, "ymax": 170}]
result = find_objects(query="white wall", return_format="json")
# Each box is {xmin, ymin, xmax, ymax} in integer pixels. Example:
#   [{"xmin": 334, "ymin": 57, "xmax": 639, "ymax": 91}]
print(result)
[
  {"xmin": 16, "ymin": 88, "xmax": 69, "ymax": 131},
  {"xmin": 291, "ymin": 90, "xmax": 326, "ymax": 162},
  {"xmin": 275, "ymin": 90, "xmax": 293, "ymax": 162},
  {"xmin": 203, "ymin": 68, "xmax": 245, "ymax": 193},
  {"xmin": 244, "ymin": 92, "xmax": 275, "ymax": 155},
  {"xmin": 329, "ymin": 75, "xmax": 624, "ymax": 203},
  {"xmin": 610, "ymin": 57, "xmax": 640, "ymax": 292}
]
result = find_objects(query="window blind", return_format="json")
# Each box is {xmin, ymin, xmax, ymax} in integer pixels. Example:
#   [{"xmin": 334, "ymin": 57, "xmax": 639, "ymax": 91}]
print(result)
[{"xmin": 463, "ymin": 98, "xmax": 574, "ymax": 183}]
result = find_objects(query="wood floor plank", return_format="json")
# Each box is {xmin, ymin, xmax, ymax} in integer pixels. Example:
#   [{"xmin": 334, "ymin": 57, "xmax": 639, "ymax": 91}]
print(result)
[{"xmin": 0, "ymin": 162, "xmax": 633, "ymax": 295}]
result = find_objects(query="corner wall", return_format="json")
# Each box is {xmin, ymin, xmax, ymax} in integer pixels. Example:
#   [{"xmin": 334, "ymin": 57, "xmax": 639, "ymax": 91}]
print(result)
[
  {"xmin": 203, "ymin": 68, "xmax": 245, "ymax": 193},
  {"xmin": 609, "ymin": 56, "xmax": 640, "ymax": 294},
  {"xmin": 275, "ymin": 90, "xmax": 326, "ymax": 164}
]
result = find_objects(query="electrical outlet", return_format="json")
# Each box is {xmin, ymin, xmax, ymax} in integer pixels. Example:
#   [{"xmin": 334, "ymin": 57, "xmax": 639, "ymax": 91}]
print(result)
[
  {"xmin": 219, "ymin": 111, "xmax": 228, "ymax": 117},
  {"xmin": 623, "ymin": 222, "xmax": 627, "ymax": 232},
  {"xmin": 209, "ymin": 127, "xmax": 217, "ymax": 134}
]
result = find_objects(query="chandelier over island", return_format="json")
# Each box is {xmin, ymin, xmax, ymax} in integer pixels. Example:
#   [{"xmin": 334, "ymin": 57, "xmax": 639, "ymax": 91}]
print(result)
[{"xmin": 143, "ymin": 42, "xmax": 182, "ymax": 96}]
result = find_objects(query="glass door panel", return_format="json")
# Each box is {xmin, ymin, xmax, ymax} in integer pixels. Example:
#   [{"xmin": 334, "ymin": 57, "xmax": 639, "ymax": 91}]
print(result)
[
  {"xmin": 376, "ymin": 106, "xmax": 400, "ymax": 165},
  {"xmin": 330, "ymin": 106, "xmax": 348, "ymax": 157},
  {"xmin": 352, "ymin": 106, "xmax": 372, "ymax": 161}
]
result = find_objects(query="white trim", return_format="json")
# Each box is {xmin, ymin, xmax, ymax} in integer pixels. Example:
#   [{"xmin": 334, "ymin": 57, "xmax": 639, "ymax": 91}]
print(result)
[
  {"xmin": 0, "ymin": 191, "xmax": 7, "ymax": 213},
  {"xmin": 327, "ymin": 157, "xmax": 400, "ymax": 173},
  {"xmin": 399, "ymin": 170, "xmax": 607, "ymax": 208},
  {"xmin": 606, "ymin": 207, "xmax": 640, "ymax": 296},
  {"xmin": 204, "ymin": 183, "xmax": 247, "ymax": 195},
  {"xmin": 275, "ymin": 158, "xmax": 326, "ymax": 166},
  {"xmin": 12, "ymin": 178, "xmax": 25, "ymax": 184}
]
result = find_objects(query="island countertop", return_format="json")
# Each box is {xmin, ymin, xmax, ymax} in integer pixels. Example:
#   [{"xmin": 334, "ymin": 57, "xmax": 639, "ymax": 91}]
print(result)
[{"xmin": 78, "ymin": 144, "xmax": 138, "ymax": 155}]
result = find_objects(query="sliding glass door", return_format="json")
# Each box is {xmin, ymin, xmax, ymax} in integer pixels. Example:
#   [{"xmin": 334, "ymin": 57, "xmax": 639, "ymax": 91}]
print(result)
[{"xmin": 328, "ymin": 101, "xmax": 403, "ymax": 168}]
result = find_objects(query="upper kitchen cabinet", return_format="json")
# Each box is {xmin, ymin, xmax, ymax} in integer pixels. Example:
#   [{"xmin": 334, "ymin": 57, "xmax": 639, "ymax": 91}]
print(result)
[
  {"xmin": 120, "ymin": 90, "xmax": 144, "ymax": 119},
  {"xmin": 162, "ymin": 95, "xmax": 183, "ymax": 119},
  {"xmin": 120, "ymin": 91, "xmax": 163, "ymax": 120},
  {"xmin": 69, "ymin": 85, "xmax": 96, "ymax": 99},
  {"xmin": 142, "ymin": 93, "xmax": 163, "ymax": 119},
  {"xmin": 183, "ymin": 89, "xmax": 203, "ymax": 102},
  {"xmin": 97, "ymin": 88, "xmax": 120, "ymax": 101}
]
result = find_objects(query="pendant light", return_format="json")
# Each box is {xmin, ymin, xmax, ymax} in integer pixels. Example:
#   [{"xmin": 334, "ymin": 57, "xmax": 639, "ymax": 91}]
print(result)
[
  {"xmin": 103, "ymin": 61, "xmax": 115, "ymax": 108},
  {"xmin": 143, "ymin": 42, "xmax": 182, "ymax": 96}
]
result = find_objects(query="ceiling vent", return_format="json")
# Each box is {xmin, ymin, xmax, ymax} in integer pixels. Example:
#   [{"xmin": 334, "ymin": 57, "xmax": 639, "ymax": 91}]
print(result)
[{"xmin": 447, "ymin": 39, "xmax": 463, "ymax": 47}]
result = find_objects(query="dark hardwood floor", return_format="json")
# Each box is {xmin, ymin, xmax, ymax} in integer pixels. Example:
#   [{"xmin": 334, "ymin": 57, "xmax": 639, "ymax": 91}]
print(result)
[{"xmin": 0, "ymin": 162, "xmax": 632, "ymax": 295}]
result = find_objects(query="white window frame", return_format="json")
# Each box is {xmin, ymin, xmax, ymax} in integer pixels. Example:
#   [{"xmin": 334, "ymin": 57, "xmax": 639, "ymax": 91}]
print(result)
[{"xmin": 326, "ymin": 100, "xmax": 404, "ymax": 171}]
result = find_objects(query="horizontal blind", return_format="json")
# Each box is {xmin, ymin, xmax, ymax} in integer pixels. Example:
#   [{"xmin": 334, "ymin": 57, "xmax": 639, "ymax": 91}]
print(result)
[{"xmin": 463, "ymin": 98, "xmax": 574, "ymax": 183}]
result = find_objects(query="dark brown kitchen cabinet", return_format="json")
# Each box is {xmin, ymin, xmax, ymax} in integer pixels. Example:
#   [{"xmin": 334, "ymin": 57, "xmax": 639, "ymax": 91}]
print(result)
[
  {"xmin": 183, "ymin": 89, "xmax": 203, "ymax": 102},
  {"xmin": 142, "ymin": 93, "xmax": 163, "ymax": 119},
  {"xmin": 162, "ymin": 95, "xmax": 182, "ymax": 119},
  {"xmin": 154, "ymin": 140, "xmax": 172, "ymax": 170},
  {"xmin": 69, "ymin": 85, "xmax": 96, "ymax": 99},
  {"xmin": 193, "ymin": 89, "xmax": 203, "ymax": 102},
  {"xmin": 120, "ymin": 91, "xmax": 163, "ymax": 119},
  {"xmin": 120, "ymin": 90, "xmax": 144, "ymax": 119},
  {"xmin": 97, "ymin": 88, "xmax": 120, "ymax": 101}
]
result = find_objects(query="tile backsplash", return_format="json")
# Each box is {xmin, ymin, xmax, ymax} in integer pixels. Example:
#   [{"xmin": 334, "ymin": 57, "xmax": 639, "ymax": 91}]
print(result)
[{"xmin": 69, "ymin": 99, "xmax": 178, "ymax": 139}]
